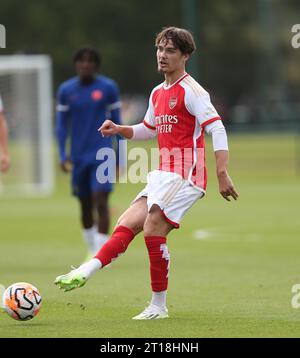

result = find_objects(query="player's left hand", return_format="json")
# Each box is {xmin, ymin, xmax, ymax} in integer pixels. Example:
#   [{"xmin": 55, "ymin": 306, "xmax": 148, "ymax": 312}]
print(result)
[
  {"xmin": 0, "ymin": 153, "xmax": 10, "ymax": 172},
  {"xmin": 218, "ymin": 171, "xmax": 239, "ymax": 201}
]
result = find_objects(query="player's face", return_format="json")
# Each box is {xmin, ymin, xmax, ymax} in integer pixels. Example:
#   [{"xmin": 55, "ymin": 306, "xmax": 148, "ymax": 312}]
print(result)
[
  {"xmin": 156, "ymin": 39, "xmax": 189, "ymax": 74},
  {"xmin": 75, "ymin": 53, "xmax": 97, "ymax": 80}
]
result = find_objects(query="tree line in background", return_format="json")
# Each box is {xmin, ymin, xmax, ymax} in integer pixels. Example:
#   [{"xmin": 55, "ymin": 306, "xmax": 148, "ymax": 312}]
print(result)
[{"xmin": 1, "ymin": 0, "xmax": 300, "ymax": 126}]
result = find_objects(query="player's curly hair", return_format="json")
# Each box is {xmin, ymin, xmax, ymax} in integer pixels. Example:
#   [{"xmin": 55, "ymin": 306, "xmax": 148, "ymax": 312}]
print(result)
[
  {"xmin": 73, "ymin": 47, "xmax": 102, "ymax": 68},
  {"xmin": 155, "ymin": 27, "xmax": 196, "ymax": 55}
]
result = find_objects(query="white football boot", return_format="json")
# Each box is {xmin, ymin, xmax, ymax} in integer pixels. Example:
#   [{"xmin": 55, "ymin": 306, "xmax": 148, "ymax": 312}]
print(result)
[{"xmin": 132, "ymin": 303, "xmax": 169, "ymax": 320}]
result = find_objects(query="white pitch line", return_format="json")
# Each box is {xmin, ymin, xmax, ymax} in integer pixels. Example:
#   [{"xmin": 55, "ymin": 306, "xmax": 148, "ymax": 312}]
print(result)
[
  {"xmin": 193, "ymin": 229, "xmax": 213, "ymax": 240},
  {"xmin": 193, "ymin": 229, "xmax": 262, "ymax": 242}
]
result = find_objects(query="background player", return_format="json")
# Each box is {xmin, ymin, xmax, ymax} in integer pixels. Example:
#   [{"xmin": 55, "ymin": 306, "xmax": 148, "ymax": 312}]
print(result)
[
  {"xmin": 0, "ymin": 93, "xmax": 10, "ymax": 172},
  {"xmin": 56, "ymin": 47, "xmax": 122, "ymax": 259},
  {"xmin": 55, "ymin": 28, "xmax": 239, "ymax": 319}
]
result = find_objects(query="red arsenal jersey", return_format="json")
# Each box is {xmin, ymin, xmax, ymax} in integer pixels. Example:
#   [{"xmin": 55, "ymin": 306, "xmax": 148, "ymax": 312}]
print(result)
[{"xmin": 143, "ymin": 73, "xmax": 221, "ymax": 191}]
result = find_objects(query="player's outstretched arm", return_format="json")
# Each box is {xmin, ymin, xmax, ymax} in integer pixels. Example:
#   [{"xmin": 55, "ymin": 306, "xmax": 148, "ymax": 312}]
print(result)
[
  {"xmin": 99, "ymin": 120, "xmax": 156, "ymax": 141},
  {"xmin": 99, "ymin": 119, "xmax": 133, "ymax": 139},
  {"xmin": 215, "ymin": 150, "xmax": 239, "ymax": 201}
]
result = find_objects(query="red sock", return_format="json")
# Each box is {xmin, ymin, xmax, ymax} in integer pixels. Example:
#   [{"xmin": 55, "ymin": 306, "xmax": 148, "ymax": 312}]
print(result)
[
  {"xmin": 94, "ymin": 226, "xmax": 135, "ymax": 267},
  {"xmin": 145, "ymin": 236, "xmax": 170, "ymax": 292}
]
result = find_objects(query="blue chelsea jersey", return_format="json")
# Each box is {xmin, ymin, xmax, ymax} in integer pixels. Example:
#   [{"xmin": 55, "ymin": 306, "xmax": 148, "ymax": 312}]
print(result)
[{"xmin": 56, "ymin": 75, "xmax": 121, "ymax": 164}]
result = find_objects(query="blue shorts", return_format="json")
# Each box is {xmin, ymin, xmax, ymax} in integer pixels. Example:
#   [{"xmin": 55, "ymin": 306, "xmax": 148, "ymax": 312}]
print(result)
[{"xmin": 71, "ymin": 161, "xmax": 113, "ymax": 198}]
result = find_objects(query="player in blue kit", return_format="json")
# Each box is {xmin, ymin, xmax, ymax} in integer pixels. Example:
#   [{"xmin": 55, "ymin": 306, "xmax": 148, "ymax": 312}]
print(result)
[{"xmin": 56, "ymin": 47, "xmax": 122, "ymax": 259}]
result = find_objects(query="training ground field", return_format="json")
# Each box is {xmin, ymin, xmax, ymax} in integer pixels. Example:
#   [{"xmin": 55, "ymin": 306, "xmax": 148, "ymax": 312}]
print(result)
[{"xmin": 0, "ymin": 134, "xmax": 300, "ymax": 338}]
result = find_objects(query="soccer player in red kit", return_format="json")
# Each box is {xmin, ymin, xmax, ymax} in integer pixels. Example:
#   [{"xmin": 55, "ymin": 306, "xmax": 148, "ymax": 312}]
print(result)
[{"xmin": 55, "ymin": 27, "xmax": 239, "ymax": 320}]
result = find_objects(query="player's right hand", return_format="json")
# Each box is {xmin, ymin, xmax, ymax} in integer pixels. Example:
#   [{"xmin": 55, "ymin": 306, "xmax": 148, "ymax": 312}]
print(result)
[
  {"xmin": 98, "ymin": 120, "xmax": 119, "ymax": 137},
  {"xmin": 60, "ymin": 159, "xmax": 72, "ymax": 173}
]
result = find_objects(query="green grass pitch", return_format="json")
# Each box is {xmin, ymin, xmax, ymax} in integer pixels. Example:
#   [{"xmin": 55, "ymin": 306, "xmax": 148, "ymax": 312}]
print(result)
[{"xmin": 0, "ymin": 133, "xmax": 300, "ymax": 337}]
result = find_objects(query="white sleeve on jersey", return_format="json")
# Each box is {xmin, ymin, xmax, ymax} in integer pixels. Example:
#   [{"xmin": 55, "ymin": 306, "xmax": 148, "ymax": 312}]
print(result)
[
  {"xmin": 184, "ymin": 86, "xmax": 220, "ymax": 127},
  {"xmin": 144, "ymin": 105, "xmax": 156, "ymax": 129},
  {"xmin": 205, "ymin": 120, "xmax": 228, "ymax": 151},
  {"xmin": 0, "ymin": 94, "xmax": 3, "ymax": 112},
  {"xmin": 143, "ymin": 87, "xmax": 159, "ymax": 129},
  {"xmin": 132, "ymin": 122, "xmax": 157, "ymax": 140}
]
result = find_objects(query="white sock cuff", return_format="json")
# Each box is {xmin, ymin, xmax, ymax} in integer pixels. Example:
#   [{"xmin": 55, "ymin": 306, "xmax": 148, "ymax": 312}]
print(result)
[
  {"xmin": 83, "ymin": 226, "xmax": 98, "ymax": 252},
  {"xmin": 83, "ymin": 226, "xmax": 97, "ymax": 236},
  {"xmin": 151, "ymin": 290, "xmax": 167, "ymax": 308},
  {"xmin": 96, "ymin": 232, "xmax": 109, "ymax": 241},
  {"xmin": 80, "ymin": 258, "xmax": 102, "ymax": 279}
]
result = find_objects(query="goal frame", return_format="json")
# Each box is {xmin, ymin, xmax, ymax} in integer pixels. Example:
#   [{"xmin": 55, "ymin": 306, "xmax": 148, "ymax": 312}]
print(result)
[{"xmin": 0, "ymin": 55, "xmax": 54, "ymax": 195}]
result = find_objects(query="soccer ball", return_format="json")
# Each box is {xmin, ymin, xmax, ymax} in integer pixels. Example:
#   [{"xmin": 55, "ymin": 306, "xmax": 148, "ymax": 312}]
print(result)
[{"xmin": 2, "ymin": 282, "xmax": 42, "ymax": 321}]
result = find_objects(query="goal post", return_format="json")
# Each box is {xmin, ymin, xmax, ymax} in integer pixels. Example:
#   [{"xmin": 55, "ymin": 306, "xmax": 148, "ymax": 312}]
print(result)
[{"xmin": 0, "ymin": 55, "xmax": 54, "ymax": 195}]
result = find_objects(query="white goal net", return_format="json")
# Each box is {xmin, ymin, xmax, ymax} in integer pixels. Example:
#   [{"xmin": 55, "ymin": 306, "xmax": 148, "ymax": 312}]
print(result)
[{"xmin": 0, "ymin": 55, "xmax": 53, "ymax": 195}]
